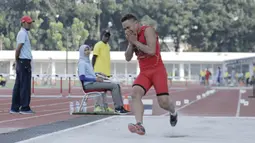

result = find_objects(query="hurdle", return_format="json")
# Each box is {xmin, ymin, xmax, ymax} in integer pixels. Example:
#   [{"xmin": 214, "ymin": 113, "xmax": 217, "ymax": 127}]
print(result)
[
  {"xmin": 31, "ymin": 74, "xmax": 64, "ymax": 98},
  {"xmin": 66, "ymin": 74, "xmax": 84, "ymax": 98}
]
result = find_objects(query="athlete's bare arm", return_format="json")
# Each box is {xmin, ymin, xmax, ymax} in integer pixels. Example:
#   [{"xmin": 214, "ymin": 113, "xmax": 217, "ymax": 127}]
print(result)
[
  {"xmin": 125, "ymin": 43, "xmax": 135, "ymax": 62},
  {"xmin": 133, "ymin": 27, "xmax": 156, "ymax": 55}
]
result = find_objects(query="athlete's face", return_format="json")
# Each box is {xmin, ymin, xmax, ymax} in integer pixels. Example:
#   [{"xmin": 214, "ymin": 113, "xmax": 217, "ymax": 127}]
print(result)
[{"xmin": 122, "ymin": 19, "xmax": 138, "ymax": 35}]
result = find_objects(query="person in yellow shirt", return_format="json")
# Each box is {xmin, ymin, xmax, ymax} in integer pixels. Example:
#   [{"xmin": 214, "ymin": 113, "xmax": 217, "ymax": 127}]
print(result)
[
  {"xmin": 245, "ymin": 72, "xmax": 250, "ymax": 86},
  {"xmin": 0, "ymin": 75, "xmax": 6, "ymax": 87},
  {"xmin": 92, "ymin": 30, "xmax": 111, "ymax": 77},
  {"xmin": 92, "ymin": 30, "xmax": 113, "ymax": 112},
  {"xmin": 224, "ymin": 71, "xmax": 229, "ymax": 85},
  {"xmin": 200, "ymin": 70, "xmax": 205, "ymax": 85}
]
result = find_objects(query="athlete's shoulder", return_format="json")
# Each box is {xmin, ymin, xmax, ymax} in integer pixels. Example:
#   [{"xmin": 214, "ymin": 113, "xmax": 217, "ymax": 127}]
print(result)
[
  {"xmin": 140, "ymin": 25, "xmax": 151, "ymax": 31},
  {"xmin": 141, "ymin": 25, "xmax": 157, "ymax": 34}
]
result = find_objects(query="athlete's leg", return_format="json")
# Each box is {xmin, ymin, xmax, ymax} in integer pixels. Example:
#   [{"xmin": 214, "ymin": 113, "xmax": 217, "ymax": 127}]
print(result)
[
  {"xmin": 152, "ymin": 67, "xmax": 177, "ymax": 126},
  {"xmin": 131, "ymin": 74, "xmax": 152, "ymax": 123},
  {"xmin": 128, "ymin": 73, "xmax": 151, "ymax": 135},
  {"xmin": 131, "ymin": 86, "xmax": 145, "ymax": 123}
]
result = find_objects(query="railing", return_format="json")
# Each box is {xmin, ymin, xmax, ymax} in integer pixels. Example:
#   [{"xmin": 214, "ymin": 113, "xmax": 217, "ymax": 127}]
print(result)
[{"xmin": 0, "ymin": 74, "xmax": 194, "ymax": 98}]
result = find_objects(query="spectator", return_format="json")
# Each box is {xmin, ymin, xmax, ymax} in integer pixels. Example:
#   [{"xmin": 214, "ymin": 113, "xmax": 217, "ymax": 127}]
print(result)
[
  {"xmin": 0, "ymin": 75, "xmax": 6, "ymax": 87},
  {"xmin": 78, "ymin": 44, "xmax": 129, "ymax": 114},
  {"xmin": 200, "ymin": 69, "xmax": 205, "ymax": 85},
  {"xmin": 216, "ymin": 67, "xmax": 222, "ymax": 86},
  {"xmin": 92, "ymin": 30, "xmax": 113, "ymax": 112},
  {"xmin": 92, "ymin": 30, "xmax": 111, "ymax": 77},
  {"xmin": 245, "ymin": 71, "xmax": 250, "ymax": 86},
  {"xmin": 205, "ymin": 68, "xmax": 211, "ymax": 86},
  {"xmin": 10, "ymin": 16, "xmax": 35, "ymax": 114}
]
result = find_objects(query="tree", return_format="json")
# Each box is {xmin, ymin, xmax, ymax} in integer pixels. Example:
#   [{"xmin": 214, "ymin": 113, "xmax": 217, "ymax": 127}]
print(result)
[
  {"xmin": 70, "ymin": 18, "xmax": 89, "ymax": 50},
  {"xmin": 45, "ymin": 21, "xmax": 64, "ymax": 50},
  {"xmin": 186, "ymin": 0, "xmax": 255, "ymax": 52},
  {"xmin": 1, "ymin": 0, "xmax": 255, "ymax": 52}
]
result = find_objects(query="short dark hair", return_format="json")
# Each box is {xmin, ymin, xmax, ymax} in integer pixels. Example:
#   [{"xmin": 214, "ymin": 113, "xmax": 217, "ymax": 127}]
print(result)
[
  {"xmin": 101, "ymin": 30, "xmax": 111, "ymax": 38},
  {"xmin": 120, "ymin": 13, "xmax": 137, "ymax": 22}
]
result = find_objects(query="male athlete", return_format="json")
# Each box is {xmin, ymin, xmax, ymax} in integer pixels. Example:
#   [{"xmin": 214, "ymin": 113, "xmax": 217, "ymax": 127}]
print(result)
[{"xmin": 121, "ymin": 14, "xmax": 178, "ymax": 135}]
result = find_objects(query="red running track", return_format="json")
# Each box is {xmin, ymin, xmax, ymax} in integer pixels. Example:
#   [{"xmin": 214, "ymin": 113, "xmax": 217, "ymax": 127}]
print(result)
[
  {"xmin": 0, "ymin": 86, "xmax": 203, "ymax": 130},
  {"xmin": 0, "ymin": 86, "xmax": 254, "ymax": 131},
  {"xmin": 179, "ymin": 89, "xmax": 255, "ymax": 117},
  {"xmin": 237, "ymin": 89, "xmax": 255, "ymax": 117}
]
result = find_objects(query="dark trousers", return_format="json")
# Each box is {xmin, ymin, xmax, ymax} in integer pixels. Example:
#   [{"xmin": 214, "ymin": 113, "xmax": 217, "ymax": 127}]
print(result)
[
  {"xmin": 217, "ymin": 77, "xmax": 221, "ymax": 83},
  {"xmin": 0, "ymin": 81, "xmax": 6, "ymax": 87},
  {"xmin": 246, "ymin": 78, "xmax": 250, "ymax": 86},
  {"xmin": 11, "ymin": 59, "xmax": 32, "ymax": 111},
  {"xmin": 84, "ymin": 82, "xmax": 123, "ymax": 108}
]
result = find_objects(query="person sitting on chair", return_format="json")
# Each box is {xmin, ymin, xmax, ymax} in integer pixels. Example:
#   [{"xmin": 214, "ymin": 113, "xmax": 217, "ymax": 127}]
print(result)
[
  {"xmin": 0, "ymin": 75, "xmax": 7, "ymax": 87},
  {"xmin": 77, "ymin": 44, "xmax": 129, "ymax": 114}
]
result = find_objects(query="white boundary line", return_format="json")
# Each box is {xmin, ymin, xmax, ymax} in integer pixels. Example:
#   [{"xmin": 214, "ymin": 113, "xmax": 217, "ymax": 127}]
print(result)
[
  {"xmin": 236, "ymin": 90, "xmax": 242, "ymax": 117},
  {"xmin": 0, "ymin": 111, "xmax": 69, "ymax": 124},
  {"xmin": 0, "ymin": 108, "xmax": 68, "ymax": 116},
  {"xmin": 18, "ymin": 115, "xmax": 255, "ymax": 142},
  {"xmin": 160, "ymin": 90, "xmax": 215, "ymax": 116},
  {"xmin": 17, "ymin": 88, "xmax": 254, "ymax": 142},
  {"xmin": 0, "ymin": 98, "xmax": 61, "ymax": 106},
  {"xmin": 0, "ymin": 101, "xmax": 70, "ymax": 111},
  {"xmin": 0, "ymin": 102, "xmax": 112, "ymax": 124},
  {"xmin": 15, "ymin": 86, "xmax": 191, "ymax": 142},
  {"xmin": 17, "ymin": 116, "xmax": 116, "ymax": 143},
  {"xmin": 211, "ymin": 87, "xmax": 252, "ymax": 90}
]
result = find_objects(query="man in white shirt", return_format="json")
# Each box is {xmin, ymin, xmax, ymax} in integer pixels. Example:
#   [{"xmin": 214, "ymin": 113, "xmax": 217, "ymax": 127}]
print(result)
[{"xmin": 10, "ymin": 16, "xmax": 35, "ymax": 114}]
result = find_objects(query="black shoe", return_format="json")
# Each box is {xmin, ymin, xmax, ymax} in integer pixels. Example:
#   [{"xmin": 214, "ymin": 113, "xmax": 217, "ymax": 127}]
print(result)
[
  {"xmin": 170, "ymin": 112, "xmax": 178, "ymax": 127},
  {"xmin": 121, "ymin": 106, "xmax": 130, "ymax": 112},
  {"xmin": 115, "ymin": 106, "xmax": 129, "ymax": 114}
]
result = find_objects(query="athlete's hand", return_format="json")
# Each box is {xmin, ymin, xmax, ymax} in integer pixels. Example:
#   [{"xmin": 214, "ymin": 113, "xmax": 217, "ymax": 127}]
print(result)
[
  {"xmin": 125, "ymin": 30, "xmax": 133, "ymax": 37},
  {"xmin": 127, "ymin": 43, "xmax": 137, "ymax": 51},
  {"xmin": 127, "ymin": 34, "xmax": 137, "ymax": 44},
  {"xmin": 125, "ymin": 30, "xmax": 137, "ymax": 44}
]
